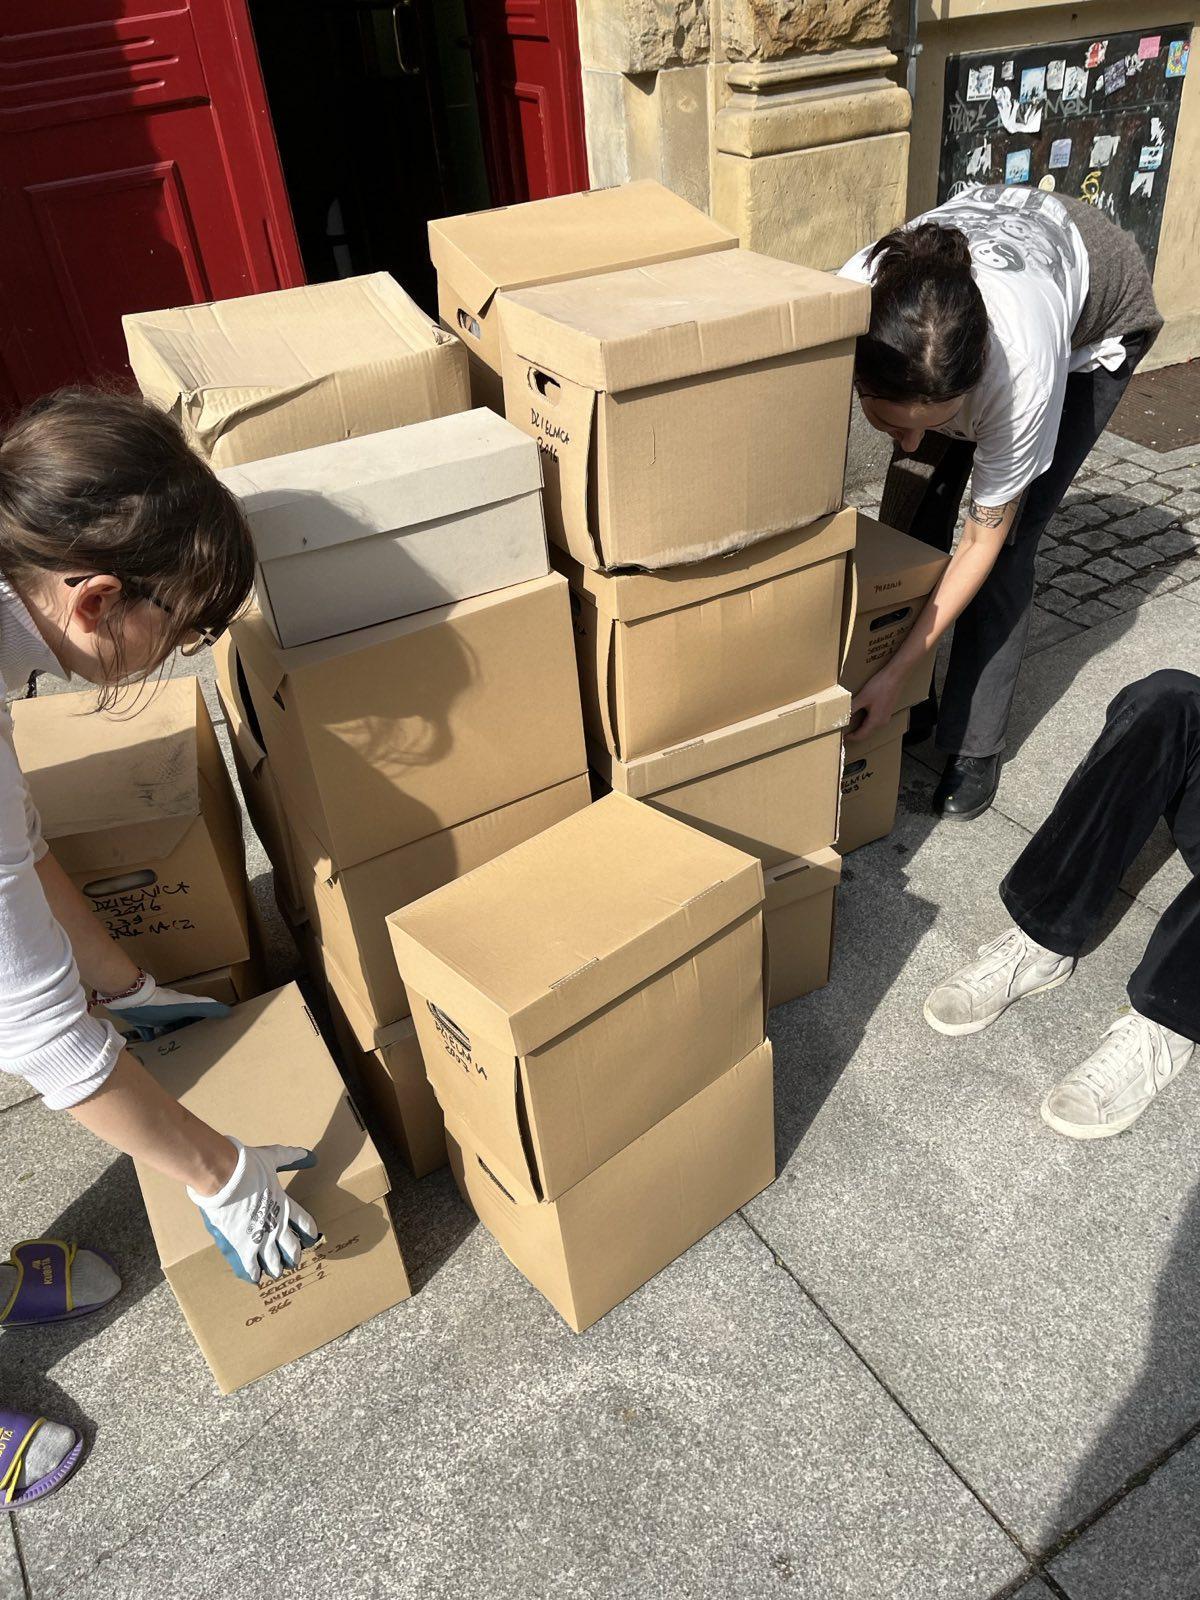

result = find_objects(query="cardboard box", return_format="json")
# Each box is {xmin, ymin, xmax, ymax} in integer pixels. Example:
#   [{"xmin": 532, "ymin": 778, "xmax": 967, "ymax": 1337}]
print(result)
[
  {"xmin": 389, "ymin": 793, "xmax": 765, "ymax": 1205},
  {"xmin": 231, "ymin": 573, "xmax": 586, "ymax": 870},
  {"xmin": 841, "ymin": 515, "xmax": 949, "ymax": 712},
  {"xmin": 764, "ymin": 849, "xmax": 841, "ymax": 1009},
  {"xmin": 324, "ymin": 974, "xmax": 446, "ymax": 1179},
  {"xmin": 558, "ymin": 509, "xmax": 855, "ymax": 761},
  {"xmin": 838, "ymin": 711, "xmax": 909, "ymax": 853},
  {"xmin": 448, "ymin": 1039, "xmax": 774, "ymax": 1333},
  {"xmin": 124, "ymin": 273, "xmax": 469, "ymax": 468},
  {"xmin": 13, "ymin": 681, "xmax": 249, "ymax": 984},
  {"xmin": 213, "ymin": 634, "xmax": 305, "ymax": 924},
  {"xmin": 499, "ymin": 249, "xmax": 869, "ymax": 571},
  {"xmin": 132, "ymin": 985, "xmax": 411, "ymax": 1393},
  {"xmin": 594, "ymin": 686, "xmax": 851, "ymax": 868},
  {"xmin": 292, "ymin": 773, "xmax": 592, "ymax": 1040},
  {"xmin": 218, "ymin": 410, "xmax": 549, "ymax": 648},
  {"xmin": 429, "ymin": 180, "xmax": 737, "ymax": 410}
]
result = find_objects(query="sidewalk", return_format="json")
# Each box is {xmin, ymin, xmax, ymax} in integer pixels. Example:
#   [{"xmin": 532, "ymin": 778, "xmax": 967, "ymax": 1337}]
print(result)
[{"xmin": 3, "ymin": 442, "xmax": 1199, "ymax": 1600}]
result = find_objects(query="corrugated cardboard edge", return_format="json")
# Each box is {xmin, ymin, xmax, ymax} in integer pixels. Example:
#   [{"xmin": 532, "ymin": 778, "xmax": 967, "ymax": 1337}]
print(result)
[{"xmin": 764, "ymin": 847, "xmax": 842, "ymax": 909}]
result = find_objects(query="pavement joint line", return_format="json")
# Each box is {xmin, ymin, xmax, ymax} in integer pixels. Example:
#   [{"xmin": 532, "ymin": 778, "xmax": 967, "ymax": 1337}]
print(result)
[{"xmin": 8, "ymin": 1517, "xmax": 32, "ymax": 1600}]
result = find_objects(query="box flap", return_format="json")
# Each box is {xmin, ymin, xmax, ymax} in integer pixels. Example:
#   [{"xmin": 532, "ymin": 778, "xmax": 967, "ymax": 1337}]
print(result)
[
  {"xmin": 388, "ymin": 793, "xmax": 763, "ymax": 1055},
  {"xmin": 500, "ymin": 249, "xmax": 870, "ymax": 393},
  {"xmin": 554, "ymin": 509, "xmax": 856, "ymax": 620},
  {"xmin": 596, "ymin": 686, "xmax": 851, "ymax": 798},
  {"xmin": 853, "ymin": 513, "xmax": 949, "ymax": 612},
  {"xmin": 428, "ymin": 181, "xmax": 736, "ymax": 317},
  {"xmin": 133, "ymin": 984, "xmax": 388, "ymax": 1270},
  {"xmin": 217, "ymin": 409, "xmax": 541, "ymax": 562},
  {"xmin": 764, "ymin": 847, "xmax": 842, "ymax": 911}
]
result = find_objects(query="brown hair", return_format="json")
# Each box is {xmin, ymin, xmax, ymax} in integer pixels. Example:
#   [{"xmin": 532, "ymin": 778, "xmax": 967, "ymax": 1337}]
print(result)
[{"xmin": 0, "ymin": 388, "xmax": 254, "ymax": 705}]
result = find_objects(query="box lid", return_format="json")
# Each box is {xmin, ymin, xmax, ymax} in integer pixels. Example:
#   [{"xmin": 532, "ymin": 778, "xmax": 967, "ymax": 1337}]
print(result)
[
  {"xmin": 596, "ymin": 685, "xmax": 851, "ymax": 798},
  {"xmin": 428, "ymin": 181, "xmax": 736, "ymax": 318},
  {"xmin": 853, "ymin": 513, "xmax": 949, "ymax": 612},
  {"xmin": 499, "ymin": 249, "xmax": 870, "ymax": 393},
  {"xmin": 843, "ymin": 707, "xmax": 910, "ymax": 764},
  {"xmin": 132, "ymin": 984, "xmax": 388, "ymax": 1270},
  {"xmin": 388, "ymin": 792, "xmax": 763, "ymax": 1055},
  {"xmin": 217, "ymin": 409, "xmax": 541, "ymax": 563},
  {"xmin": 764, "ymin": 847, "xmax": 842, "ymax": 911}
]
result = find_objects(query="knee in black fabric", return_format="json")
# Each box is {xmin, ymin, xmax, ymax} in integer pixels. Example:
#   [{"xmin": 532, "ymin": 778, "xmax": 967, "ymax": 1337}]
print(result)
[{"xmin": 1106, "ymin": 670, "xmax": 1200, "ymax": 731}]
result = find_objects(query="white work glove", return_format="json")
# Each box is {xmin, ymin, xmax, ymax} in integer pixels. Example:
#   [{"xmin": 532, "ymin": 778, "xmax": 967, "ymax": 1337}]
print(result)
[
  {"xmin": 188, "ymin": 1138, "xmax": 321, "ymax": 1284},
  {"xmin": 96, "ymin": 970, "xmax": 231, "ymax": 1042}
]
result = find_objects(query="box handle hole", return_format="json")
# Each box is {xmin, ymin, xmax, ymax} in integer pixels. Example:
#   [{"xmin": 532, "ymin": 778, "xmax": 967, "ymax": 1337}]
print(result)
[
  {"xmin": 456, "ymin": 309, "xmax": 482, "ymax": 341},
  {"xmin": 82, "ymin": 867, "xmax": 158, "ymax": 899},
  {"xmin": 529, "ymin": 369, "xmax": 561, "ymax": 404},
  {"xmin": 869, "ymin": 606, "xmax": 913, "ymax": 632}
]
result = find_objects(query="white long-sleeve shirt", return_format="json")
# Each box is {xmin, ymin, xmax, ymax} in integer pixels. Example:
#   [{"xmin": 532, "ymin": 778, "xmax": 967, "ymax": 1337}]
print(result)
[{"xmin": 0, "ymin": 577, "xmax": 122, "ymax": 1109}]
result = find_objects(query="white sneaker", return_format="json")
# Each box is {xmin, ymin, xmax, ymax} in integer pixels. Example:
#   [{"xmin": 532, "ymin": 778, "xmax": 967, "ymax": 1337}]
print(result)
[
  {"xmin": 923, "ymin": 925, "xmax": 1075, "ymax": 1036},
  {"xmin": 1042, "ymin": 1008, "xmax": 1195, "ymax": 1140}
]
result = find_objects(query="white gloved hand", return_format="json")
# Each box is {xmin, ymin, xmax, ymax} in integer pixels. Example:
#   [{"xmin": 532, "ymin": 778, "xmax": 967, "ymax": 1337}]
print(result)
[
  {"xmin": 97, "ymin": 971, "xmax": 231, "ymax": 1041},
  {"xmin": 188, "ymin": 1138, "xmax": 321, "ymax": 1284}
]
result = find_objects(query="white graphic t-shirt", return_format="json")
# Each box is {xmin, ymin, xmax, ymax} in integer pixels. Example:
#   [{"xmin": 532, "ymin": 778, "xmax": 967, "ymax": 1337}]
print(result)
[{"xmin": 840, "ymin": 184, "xmax": 1101, "ymax": 508}]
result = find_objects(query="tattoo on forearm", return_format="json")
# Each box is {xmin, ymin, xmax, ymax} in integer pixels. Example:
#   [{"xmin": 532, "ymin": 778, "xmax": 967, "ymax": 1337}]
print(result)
[{"xmin": 968, "ymin": 499, "xmax": 1008, "ymax": 528}]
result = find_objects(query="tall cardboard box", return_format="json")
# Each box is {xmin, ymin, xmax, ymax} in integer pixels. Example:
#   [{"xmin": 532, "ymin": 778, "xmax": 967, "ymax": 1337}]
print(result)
[
  {"xmin": 132, "ymin": 985, "xmax": 411, "ymax": 1394},
  {"xmin": 559, "ymin": 509, "xmax": 855, "ymax": 761},
  {"xmin": 13, "ymin": 681, "xmax": 249, "ymax": 984},
  {"xmin": 764, "ymin": 849, "xmax": 841, "ymax": 1009},
  {"xmin": 429, "ymin": 180, "xmax": 737, "ymax": 410},
  {"xmin": 838, "ymin": 711, "xmax": 909, "ymax": 853},
  {"xmin": 448, "ymin": 1039, "xmax": 775, "ymax": 1333},
  {"xmin": 841, "ymin": 515, "xmax": 949, "ymax": 711},
  {"xmin": 218, "ymin": 411, "xmax": 549, "ymax": 648},
  {"xmin": 594, "ymin": 687, "xmax": 851, "ymax": 867},
  {"xmin": 389, "ymin": 793, "xmax": 765, "ymax": 1206},
  {"xmin": 231, "ymin": 573, "xmax": 586, "ymax": 870},
  {"xmin": 499, "ymin": 250, "xmax": 870, "ymax": 570},
  {"xmin": 124, "ymin": 273, "xmax": 468, "ymax": 467}
]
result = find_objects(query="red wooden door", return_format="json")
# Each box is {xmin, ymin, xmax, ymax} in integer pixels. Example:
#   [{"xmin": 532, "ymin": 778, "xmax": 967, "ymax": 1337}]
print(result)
[
  {"xmin": 469, "ymin": 0, "xmax": 589, "ymax": 205},
  {"xmin": 0, "ymin": 0, "xmax": 304, "ymax": 408}
]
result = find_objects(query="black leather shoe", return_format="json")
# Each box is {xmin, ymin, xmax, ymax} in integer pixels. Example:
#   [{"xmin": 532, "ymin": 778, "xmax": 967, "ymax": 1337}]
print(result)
[{"xmin": 932, "ymin": 753, "xmax": 1001, "ymax": 820}]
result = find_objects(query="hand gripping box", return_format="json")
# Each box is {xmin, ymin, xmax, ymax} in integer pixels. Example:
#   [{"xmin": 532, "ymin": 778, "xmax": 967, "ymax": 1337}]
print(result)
[
  {"xmin": 428, "ymin": 180, "xmax": 736, "ymax": 411},
  {"xmin": 124, "ymin": 273, "xmax": 468, "ymax": 468},
  {"xmin": 132, "ymin": 984, "xmax": 411, "ymax": 1394},
  {"xmin": 218, "ymin": 410, "xmax": 549, "ymax": 648},
  {"xmin": 499, "ymin": 248, "xmax": 869, "ymax": 570},
  {"xmin": 838, "ymin": 711, "xmax": 909, "ymax": 854},
  {"xmin": 841, "ymin": 515, "xmax": 949, "ymax": 712},
  {"xmin": 764, "ymin": 849, "xmax": 842, "ymax": 1009},
  {"xmin": 388, "ymin": 793, "xmax": 766, "ymax": 1206}
]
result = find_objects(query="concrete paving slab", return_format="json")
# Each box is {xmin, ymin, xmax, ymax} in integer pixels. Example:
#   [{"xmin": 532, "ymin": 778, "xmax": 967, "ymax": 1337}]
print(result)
[
  {"xmin": 0, "ymin": 1072, "xmax": 36, "ymax": 1112},
  {"xmin": 1008, "ymin": 1583, "xmax": 1056, "ymax": 1600},
  {"xmin": 749, "ymin": 765, "xmax": 1200, "ymax": 1552},
  {"xmin": 1052, "ymin": 1434, "xmax": 1200, "ymax": 1598},
  {"xmin": 0, "ymin": 1521, "xmax": 23, "ymax": 1600}
]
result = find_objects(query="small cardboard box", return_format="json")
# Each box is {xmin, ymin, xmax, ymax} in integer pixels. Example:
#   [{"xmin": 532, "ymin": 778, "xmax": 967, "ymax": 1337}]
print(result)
[
  {"xmin": 558, "ymin": 509, "xmax": 855, "ymax": 761},
  {"xmin": 389, "ymin": 793, "xmax": 765, "ymax": 1206},
  {"xmin": 324, "ymin": 972, "xmax": 446, "ymax": 1180},
  {"xmin": 132, "ymin": 984, "xmax": 411, "ymax": 1394},
  {"xmin": 841, "ymin": 515, "xmax": 949, "ymax": 712},
  {"xmin": 764, "ymin": 849, "xmax": 841, "ymax": 1009},
  {"xmin": 13, "ymin": 681, "xmax": 249, "ymax": 984},
  {"xmin": 292, "ymin": 773, "xmax": 592, "ymax": 1040},
  {"xmin": 124, "ymin": 273, "xmax": 469, "ymax": 468},
  {"xmin": 231, "ymin": 573, "xmax": 586, "ymax": 870},
  {"xmin": 448, "ymin": 1039, "xmax": 774, "ymax": 1333},
  {"xmin": 499, "ymin": 249, "xmax": 869, "ymax": 570},
  {"xmin": 429, "ymin": 180, "xmax": 736, "ymax": 410},
  {"xmin": 593, "ymin": 687, "xmax": 851, "ymax": 868},
  {"xmin": 218, "ymin": 410, "xmax": 549, "ymax": 648},
  {"xmin": 838, "ymin": 711, "xmax": 909, "ymax": 854}
]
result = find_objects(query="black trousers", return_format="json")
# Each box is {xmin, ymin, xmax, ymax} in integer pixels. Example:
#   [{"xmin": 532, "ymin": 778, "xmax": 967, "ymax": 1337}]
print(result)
[
  {"xmin": 901, "ymin": 332, "xmax": 1152, "ymax": 759},
  {"xmin": 999, "ymin": 671, "xmax": 1200, "ymax": 1043}
]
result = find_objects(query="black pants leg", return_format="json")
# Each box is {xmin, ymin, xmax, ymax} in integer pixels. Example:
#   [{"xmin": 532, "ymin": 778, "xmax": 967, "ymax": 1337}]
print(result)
[{"xmin": 1000, "ymin": 670, "xmax": 1200, "ymax": 1041}]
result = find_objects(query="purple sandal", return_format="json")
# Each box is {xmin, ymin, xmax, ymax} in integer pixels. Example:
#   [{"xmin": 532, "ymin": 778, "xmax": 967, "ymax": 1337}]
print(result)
[
  {"xmin": 0, "ymin": 1240, "xmax": 121, "ymax": 1328},
  {"xmin": 1, "ymin": 1412, "xmax": 84, "ymax": 1509}
]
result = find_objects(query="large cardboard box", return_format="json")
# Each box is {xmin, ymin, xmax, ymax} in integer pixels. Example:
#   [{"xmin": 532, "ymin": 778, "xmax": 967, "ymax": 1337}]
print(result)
[
  {"xmin": 218, "ymin": 410, "xmax": 549, "ymax": 648},
  {"xmin": 389, "ymin": 793, "xmax": 765, "ymax": 1206},
  {"xmin": 764, "ymin": 849, "xmax": 841, "ymax": 1009},
  {"xmin": 132, "ymin": 985, "xmax": 411, "ymax": 1393},
  {"xmin": 13, "ymin": 681, "xmax": 249, "ymax": 984},
  {"xmin": 499, "ymin": 249, "xmax": 869, "ymax": 570},
  {"xmin": 231, "ymin": 573, "xmax": 586, "ymax": 870},
  {"xmin": 593, "ymin": 687, "xmax": 850, "ymax": 867},
  {"xmin": 841, "ymin": 515, "xmax": 949, "ymax": 712},
  {"xmin": 124, "ymin": 273, "xmax": 469, "ymax": 468},
  {"xmin": 559, "ymin": 509, "xmax": 855, "ymax": 761},
  {"xmin": 838, "ymin": 711, "xmax": 909, "ymax": 853},
  {"xmin": 292, "ymin": 773, "xmax": 592, "ymax": 1040},
  {"xmin": 429, "ymin": 180, "xmax": 736, "ymax": 410},
  {"xmin": 448, "ymin": 1039, "xmax": 775, "ymax": 1333}
]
